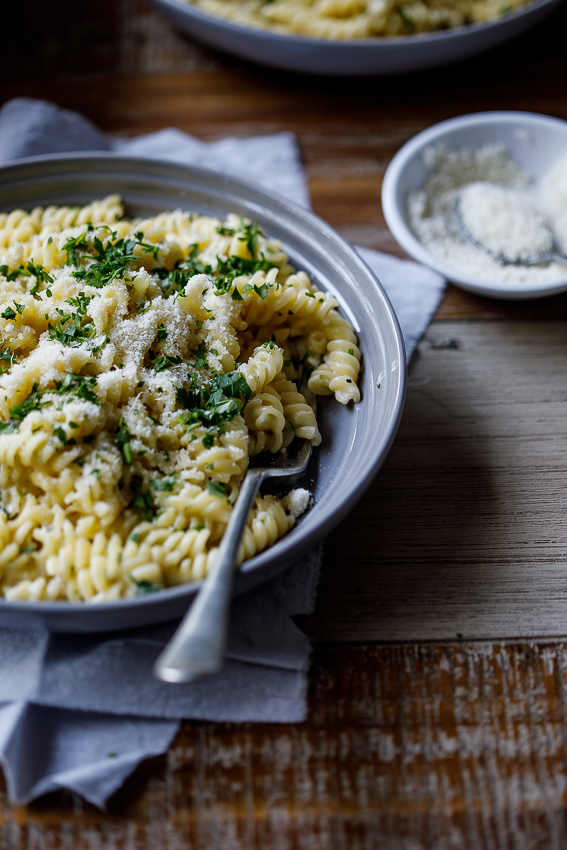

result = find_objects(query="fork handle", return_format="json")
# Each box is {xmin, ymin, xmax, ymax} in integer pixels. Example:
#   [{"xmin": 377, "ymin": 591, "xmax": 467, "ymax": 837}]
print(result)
[{"xmin": 153, "ymin": 471, "xmax": 263, "ymax": 683}]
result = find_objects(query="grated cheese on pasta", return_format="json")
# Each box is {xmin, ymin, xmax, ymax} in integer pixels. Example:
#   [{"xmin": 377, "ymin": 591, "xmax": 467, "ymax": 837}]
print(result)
[{"xmin": 0, "ymin": 197, "xmax": 361, "ymax": 603}]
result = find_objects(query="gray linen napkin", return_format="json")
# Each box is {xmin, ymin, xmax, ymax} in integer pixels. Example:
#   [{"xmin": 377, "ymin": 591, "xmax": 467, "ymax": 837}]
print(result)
[{"xmin": 0, "ymin": 98, "xmax": 445, "ymax": 807}]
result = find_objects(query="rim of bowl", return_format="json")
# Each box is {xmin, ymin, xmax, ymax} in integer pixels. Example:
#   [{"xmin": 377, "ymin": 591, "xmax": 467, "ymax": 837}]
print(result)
[
  {"xmin": 153, "ymin": 0, "xmax": 560, "ymax": 47},
  {"xmin": 0, "ymin": 151, "xmax": 406, "ymax": 620},
  {"xmin": 381, "ymin": 110, "xmax": 567, "ymax": 299}
]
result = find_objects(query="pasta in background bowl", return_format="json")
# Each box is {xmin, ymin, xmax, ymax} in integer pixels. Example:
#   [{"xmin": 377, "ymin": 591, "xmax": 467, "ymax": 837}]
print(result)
[
  {"xmin": 0, "ymin": 154, "xmax": 405, "ymax": 633},
  {"xmin": 148, "ymin": 0, "xmax": 563, "ymax": 75},
  {"xmin": 183, "ymin": 0, "xmax": 532, "ymax": 39}
]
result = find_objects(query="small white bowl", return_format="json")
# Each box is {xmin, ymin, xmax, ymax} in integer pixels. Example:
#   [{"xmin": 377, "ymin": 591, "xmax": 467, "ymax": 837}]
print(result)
[{"xmin": 381, "ymin": 111, "xmax": 567, "ymax": 300}]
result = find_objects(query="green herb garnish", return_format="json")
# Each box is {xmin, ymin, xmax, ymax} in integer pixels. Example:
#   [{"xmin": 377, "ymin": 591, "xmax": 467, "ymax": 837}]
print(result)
[
  {"xmin": 128, "ymin": 573, "xmax": 161, "ymax": 594},
  {"xmin": 151, "ymin": 473, "xmax": 179, "ymax": 492},
  {"xmin": 207, "ymin": 480, "xmax": 227, "ymax": 498},
  {"xmin": 115, "ymin": 418, "xmax": 132, "ymax": 464},
  {"xmin": 130, "ymin": 475, "xmax": 155, "ymax": 521},
  {"xmin": 0, "ymin": 264, "xmax": 25, "ymax": 282}
]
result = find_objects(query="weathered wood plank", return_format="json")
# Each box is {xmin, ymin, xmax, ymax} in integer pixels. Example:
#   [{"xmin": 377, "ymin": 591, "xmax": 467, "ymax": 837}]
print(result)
[
  {"xmin": 312, "ymin": 320, "xmax": 567, "ymax": 642},
  {"xmin": 3, "ymin": 642, "xmax": 567, "ymax": 850}
]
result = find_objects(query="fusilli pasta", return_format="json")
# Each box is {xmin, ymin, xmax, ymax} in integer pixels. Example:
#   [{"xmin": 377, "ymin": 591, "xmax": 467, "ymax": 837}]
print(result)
[
  {"xmin": 184, "ymin": 0, "xmax": 533, "ymax": 38},
  {"xmin": 0, "ymin": 198, "xmax": 361, "ymax": 602}
]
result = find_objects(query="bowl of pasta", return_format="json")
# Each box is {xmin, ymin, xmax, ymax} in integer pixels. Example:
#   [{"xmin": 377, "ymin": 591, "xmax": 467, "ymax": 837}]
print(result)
[
  {"xmin": 149, "ymin": 0, "xmax": 562, "ymax": 75},
  {"xmin": 0, "ymin": 153, "xmax": 405, "ymax": 632}
]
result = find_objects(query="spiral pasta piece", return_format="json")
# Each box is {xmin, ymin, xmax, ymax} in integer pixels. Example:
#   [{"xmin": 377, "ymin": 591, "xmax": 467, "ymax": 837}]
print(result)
[
  {"xmin": 308, "ymin": 309, "xmax": 361, "ymax": 404},
  {"xmin": 270, "ymin": 373, "xmax": 321, "ymax": 444},
  {"xmin": 238, "ymin": 344, "xmax": 284, "ymax": 392}
]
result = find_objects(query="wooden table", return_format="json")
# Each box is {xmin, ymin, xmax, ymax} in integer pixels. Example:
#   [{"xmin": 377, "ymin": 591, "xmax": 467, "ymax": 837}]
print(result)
[{"xmin": 2, "ymin": 2, "xmax": 567, "ymax": 846}]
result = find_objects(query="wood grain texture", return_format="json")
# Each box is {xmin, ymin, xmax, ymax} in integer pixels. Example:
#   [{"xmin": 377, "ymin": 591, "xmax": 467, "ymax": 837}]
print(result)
[
  {"xmin": 312, "ymin": 320, "xmax": 567, "ymax": 642},
  {"xmin": 4, "ymin": 642, "xmax": 567, "ymax": 849}
]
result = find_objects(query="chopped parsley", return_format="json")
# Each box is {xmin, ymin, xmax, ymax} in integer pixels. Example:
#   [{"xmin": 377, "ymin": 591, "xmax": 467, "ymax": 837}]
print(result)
[
  {"xmin": 115, "ymin": 418, "xmax": 132, "ymax": 464},
  {"xmin": 0, "ymin": 342, "xmax": 16, "ymax": 373},
  {"xmin": 48, "ymin": 292, "xmax": 97, "ymax": 347},
  {"xmin": 128, "ymin": 573, "xmax": 161, "ymax": 594},
  {"xmin": 155, "ymin": 245, "xmax": 212, "ymax": 296},
  {"xmin": 48, "ymin": 311, "xmax": 96, "ymax": 347},
  {"xmin": 64, "ymin": 229, "xmax": 160, "ymax": 288},
  {"xmin": 0, "ymin": 264, "xmax": 25, "ymax": 282},
  {"xmin": 63, "ymin": 229, "xmax": 91, "ymax": 266},
  {"xmin": 238, "ymin": 220, "xmax": 260, "ymax": 257},
  {"xmin": 67, "ymin": 292, "xmax": 94, "ymax": 314},
  {"xmin": 130, "ymin": 475, "xmax": 155, "ymax": 521},
  {"xmin": 10, "ymin": 386, "xmax": 49, "ymax": 420},
  {"xmin": 399, "ymin": 7, "xmax": 416, "ymax": 32},
  {"xmin": 53, "ymin": 374, "xmax": 99, "ymax": 405},
  {"xmin": 27, "ymin": 261, "xmax": 54, "ymax": 296},
  {"xmin": 213, "ymin": 253, "xmax": 276, "ymax": 296},
  {"xmin": 207, "ymin": 480, "xmax": 227, "ymax": 499},
  {"xmin": 151, "ymin": 473, "xmax": 179, "ymax": 492},
  {"xmin": 0, "ymin": 421, "xmax": 18, "ymax": 434},
  {"xmin": 177, "ymin": 370, "xmax": 251, "ymax": 436},
  {"xmin": 53, "ymin": 426, "xmax": 77, "ymax": 447},
  {"xmin": 192, "ymin": 342, "xmax": 208, "ymax": 370},
  {"xmin": 149, "ymin": 351, "xmax": 183, "ymax": 373},
  {"xmin": 242, "ymin": 281, "xmax": 271, "ymax": 299},
  {"xmin": 8, "ymin": 375, "xmax": 99, "ymax": 426},
  {"xmin": 176, "ymin": 384, "xmax": 200, "ymax": 410}
]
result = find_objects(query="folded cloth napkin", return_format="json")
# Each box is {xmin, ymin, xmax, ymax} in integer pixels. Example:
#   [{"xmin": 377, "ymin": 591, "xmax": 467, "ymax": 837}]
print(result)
[{"xmin": 0, "ymin": 98, "xmax": 445, "ymax": 807}]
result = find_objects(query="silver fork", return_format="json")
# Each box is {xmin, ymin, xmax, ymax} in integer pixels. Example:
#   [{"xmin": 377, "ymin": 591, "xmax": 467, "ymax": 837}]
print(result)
[{"xmin": 153, "ymin": 439, "xmax": 313, "ymax": 684}]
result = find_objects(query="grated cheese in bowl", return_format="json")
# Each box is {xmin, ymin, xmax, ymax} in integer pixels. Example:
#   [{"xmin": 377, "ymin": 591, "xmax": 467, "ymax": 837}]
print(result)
[{"xmin": 408, "ymin": 144, "xmax": 567, "ymax": 284}]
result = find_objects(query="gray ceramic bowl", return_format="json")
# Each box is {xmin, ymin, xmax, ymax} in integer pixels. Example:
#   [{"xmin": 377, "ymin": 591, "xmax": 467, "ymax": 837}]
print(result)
[
  {"xmin": 0, "ymin": 153, "xmax": 405, "ymax": 632},
  {"xmin": 149, "ymin": 0, "xmax": 563, "ymax": 75}
]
